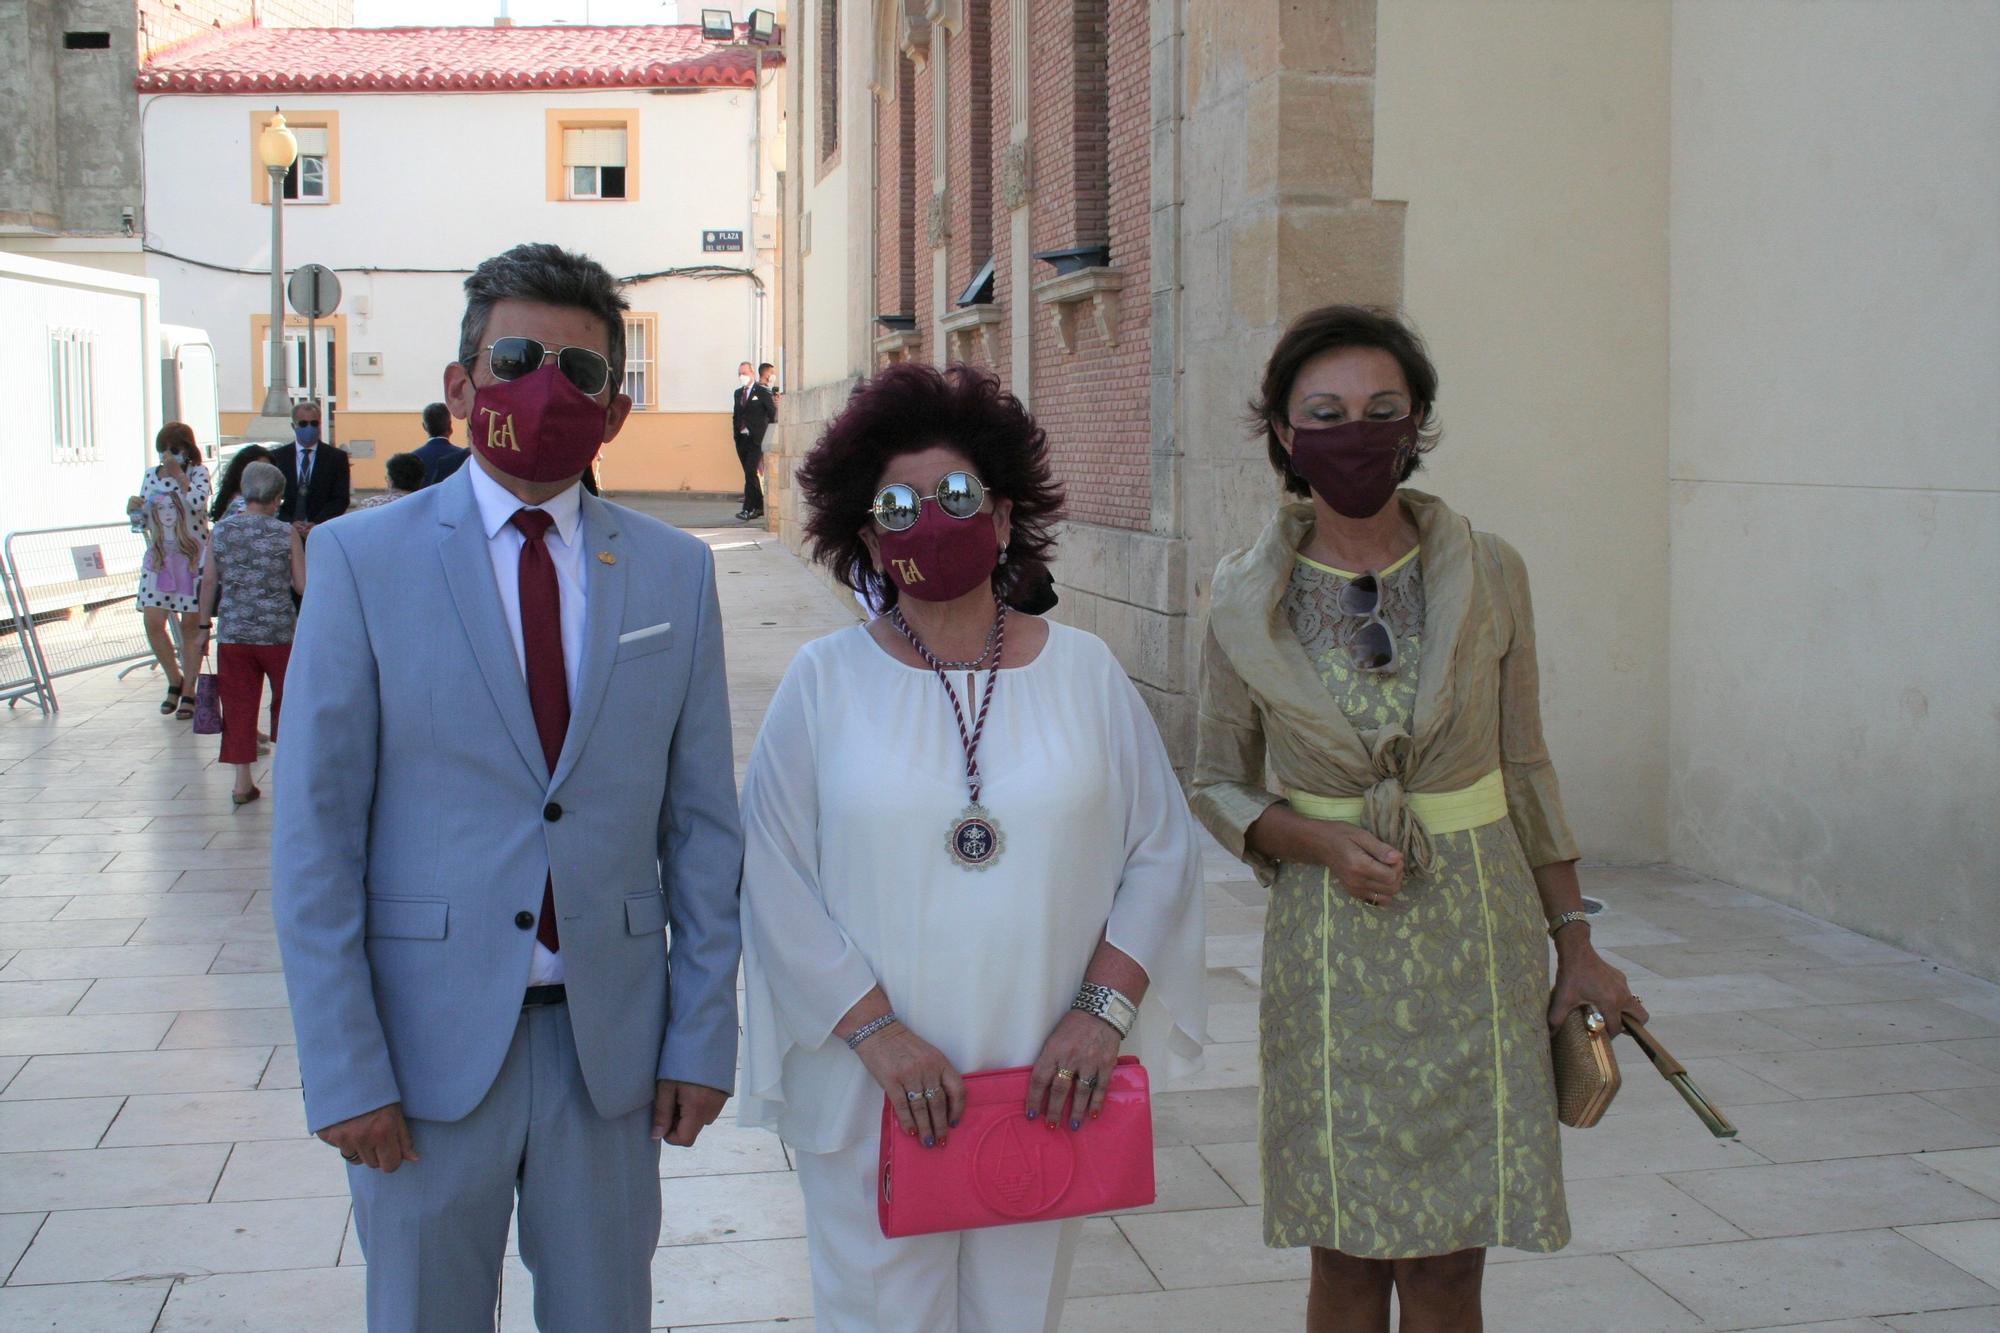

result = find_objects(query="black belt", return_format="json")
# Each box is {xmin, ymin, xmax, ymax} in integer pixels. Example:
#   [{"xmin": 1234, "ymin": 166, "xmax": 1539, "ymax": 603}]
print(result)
[{"xmin": 523, "ymin": 984, "xmax": 567, "ymax": 1009}]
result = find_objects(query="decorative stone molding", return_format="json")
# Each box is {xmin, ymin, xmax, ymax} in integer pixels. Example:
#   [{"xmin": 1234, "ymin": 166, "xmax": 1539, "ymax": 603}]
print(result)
[
  {"xmin": 875, "ymin": 329, "xmax": 924, "ymax": 364},
  {"xmin": 901, "ymin": 8, "xmax": 932, "ymax": 68},
  {"xmin": 1002, "ymin": 141, "xmax": 1032, "ymax": 211},
  {"xmin": 939, "ymin": 304, "xmax": 1004, "ymax": 364},
  {"xmin": 1032, "ymin": 267, "xmax": 1126, "ymax": 353},
  {"xmin": 926, "ymin": 189, "xmax": 950, "ymax": 247},
  {"xmin": 924, "ymin": 0, "xmax": 964, "ymax": 36}
]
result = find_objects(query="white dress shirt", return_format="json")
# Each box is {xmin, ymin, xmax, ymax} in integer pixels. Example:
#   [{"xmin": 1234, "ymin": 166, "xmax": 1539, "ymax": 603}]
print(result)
[{"xmin": 466, "ymin": 458, "xmax": 588, "ymax": 987}]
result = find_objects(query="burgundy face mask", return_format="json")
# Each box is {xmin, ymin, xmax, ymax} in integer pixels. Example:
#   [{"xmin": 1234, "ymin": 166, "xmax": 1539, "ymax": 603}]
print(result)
[
  {"xmin": 875, "ymin": 507, "xmax": 1000, "ymax": 602},
  {"xmin": 470, "ymin": 364, "xmax": 609, "ymax": 484},
  {"xmin": 1287, "ymin": 415, "xmax": 1418, "ymax": 519}
]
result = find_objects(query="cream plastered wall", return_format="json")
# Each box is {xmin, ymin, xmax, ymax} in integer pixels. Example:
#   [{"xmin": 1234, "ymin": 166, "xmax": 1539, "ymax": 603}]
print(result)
[
  {"xmin": 1667, "ymin": 5, "xmax": 1999, "ymax": 976},
  {"xmin": 1373, "ymin": 1, "xmax": 1673, "ymax": 861}
]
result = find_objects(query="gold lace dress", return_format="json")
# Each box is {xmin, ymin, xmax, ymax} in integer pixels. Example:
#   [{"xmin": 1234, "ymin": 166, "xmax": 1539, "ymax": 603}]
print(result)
[{"xmin": 1258, "ymin": 547, "xmax": 1569, "ymax": 1258}]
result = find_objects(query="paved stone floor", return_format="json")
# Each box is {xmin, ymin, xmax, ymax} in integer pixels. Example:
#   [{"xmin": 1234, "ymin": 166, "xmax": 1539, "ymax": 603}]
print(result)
[{"xmin": 1, "ymin": 499, "xmax": 1997, "ymax": 1330}]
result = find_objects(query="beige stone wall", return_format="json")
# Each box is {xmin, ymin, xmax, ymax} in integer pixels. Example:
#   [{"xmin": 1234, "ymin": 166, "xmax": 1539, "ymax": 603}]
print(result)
[
  {"xmin": 1666, "ymin": 4, "xmax": 1999, "ymax": 978},
  {"xmin": 1371, "ymin": 0, "xmax": 1673, "ymax": 861}
]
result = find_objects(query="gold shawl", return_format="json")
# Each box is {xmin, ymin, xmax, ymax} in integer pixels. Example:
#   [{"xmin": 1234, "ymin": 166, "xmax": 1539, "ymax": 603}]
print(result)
[{"xmin": 1190, "ymin": 490, "xmax": 1579, "ymax": 884}]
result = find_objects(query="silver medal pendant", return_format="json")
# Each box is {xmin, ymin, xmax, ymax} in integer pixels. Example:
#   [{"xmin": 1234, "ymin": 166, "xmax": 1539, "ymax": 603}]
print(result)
[{"xmin": 947, "ymin": 803, "xmax": 1004, "ymax": 870}]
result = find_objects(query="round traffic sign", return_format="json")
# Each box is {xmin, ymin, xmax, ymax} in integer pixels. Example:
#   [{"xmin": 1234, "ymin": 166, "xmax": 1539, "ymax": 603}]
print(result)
[{"xmin": 287, "ymin": 263, "xmax": 341, "ymax": 318}]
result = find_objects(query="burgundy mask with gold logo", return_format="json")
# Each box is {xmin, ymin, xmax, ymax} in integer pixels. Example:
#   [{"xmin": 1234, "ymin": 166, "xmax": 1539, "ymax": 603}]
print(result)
[
  {"xmin": 470, "ymin": 365, "xmax": 608, "ymax": 484},
  {"xmin": 1287, "ymin": 415, "xmax": 1419, "ymax": 519}
]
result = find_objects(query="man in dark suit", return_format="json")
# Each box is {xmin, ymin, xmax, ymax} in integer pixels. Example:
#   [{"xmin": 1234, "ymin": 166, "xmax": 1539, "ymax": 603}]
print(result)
[
  {"xmin": 411, "ymin": 402, "xmax": 470, "ymax": 486},
  {"xmin": 732, "ymin": 361, "xmax": 777, "ymax": 522},
  {"xmin": 271, "ymin": 401, "xmax": 351, "ymax": 529}
]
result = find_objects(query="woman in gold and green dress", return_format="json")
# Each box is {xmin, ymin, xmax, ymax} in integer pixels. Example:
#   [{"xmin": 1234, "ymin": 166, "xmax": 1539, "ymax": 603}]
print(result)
[{"xmin": 1190, "ymin": 306, "xmax": 1645, "ymax": 1332}]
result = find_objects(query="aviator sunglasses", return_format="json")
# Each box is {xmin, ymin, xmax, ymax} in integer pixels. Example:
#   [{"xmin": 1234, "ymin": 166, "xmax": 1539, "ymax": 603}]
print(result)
[
  {"xmin": 872, "ymin": 470, "xmax": 987, "ymax": 531},
  {"xmin": 476, "ymin": 337, "xmax": 614, "ymax": 397},
  {"xmin": 1338, "ymin": 571, "xmax": 1399, "ymax": 673}
]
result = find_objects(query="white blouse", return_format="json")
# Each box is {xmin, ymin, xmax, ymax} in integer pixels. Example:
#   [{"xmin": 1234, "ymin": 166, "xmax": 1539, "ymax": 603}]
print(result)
[{"xmin": 739, "ymin": 621, "xmax": 1208, "ymax": 1154}]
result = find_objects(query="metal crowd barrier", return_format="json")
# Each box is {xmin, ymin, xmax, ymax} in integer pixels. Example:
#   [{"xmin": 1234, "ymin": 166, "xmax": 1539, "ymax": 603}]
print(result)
[{"xmin": 2, "ymin": 523, "xmax": 162, "ymax": 713}]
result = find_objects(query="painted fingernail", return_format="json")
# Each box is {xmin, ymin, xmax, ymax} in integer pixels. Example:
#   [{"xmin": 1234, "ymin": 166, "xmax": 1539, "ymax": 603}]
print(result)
[
  {"xmin": 1091, "ymin": 1110, "xmax": 1101, "ymax": 1120},
  {"xmin": 923, "ymin": 1136, "xmax": 935, "ymax": 1148},
  {"xmin": 950, "ymin": 1118, "xmax": 961, "ymax": 1128},
  {"xmin": 1070, "ymin": 1118, "xmax": 1081, "ymax": 1131},
  {"xmin": 1047, "ymin": 1117, "xmax": 1059, "ymax": 1130},
  {"xmin": 1025, "ymin": 1109, "xmax": 1037, "ymax": 1120}
]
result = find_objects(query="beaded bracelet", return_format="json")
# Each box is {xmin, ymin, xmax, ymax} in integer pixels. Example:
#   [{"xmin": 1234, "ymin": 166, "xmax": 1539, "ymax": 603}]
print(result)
[{"xmin": 844, "ymin": 1012, "xmax": 900, "ymax": 1050}]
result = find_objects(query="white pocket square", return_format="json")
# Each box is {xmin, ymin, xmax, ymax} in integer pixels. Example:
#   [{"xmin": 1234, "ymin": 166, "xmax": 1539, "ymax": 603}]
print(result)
[{"xmin": 617, "ymin": 621, "xmax": 673, "ymax": 645}]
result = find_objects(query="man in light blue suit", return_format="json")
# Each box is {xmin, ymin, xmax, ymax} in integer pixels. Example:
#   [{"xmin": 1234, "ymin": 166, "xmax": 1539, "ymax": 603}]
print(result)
[{"xmin": 273, "ymin": 243, "xmax": 744, "ymax": 1330}]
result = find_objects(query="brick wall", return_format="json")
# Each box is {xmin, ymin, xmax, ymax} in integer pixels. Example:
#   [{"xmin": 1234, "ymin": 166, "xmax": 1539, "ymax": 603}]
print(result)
[
  {"xmin": 911, "ymin": 37, "xmax": 934, "ymax": 355},
  {"xmin": 874, "ymin": 55, "xmax": 915, "ymax": 317}
]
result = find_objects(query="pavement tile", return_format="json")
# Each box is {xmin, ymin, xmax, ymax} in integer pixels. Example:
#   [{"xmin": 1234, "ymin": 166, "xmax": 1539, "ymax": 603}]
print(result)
[
  {"xmin": 640, "ymin": 1238, "xmax": 815, "ymax": 1329},
  {"xmin": 9, "ymin": 1196, "xmax": 350, "ymax": 1284},
  {"xmin": 1165, "ymin": 1039, "xmax": 1258, "ymax": 1092},
  {"xmin": 1882, "ymin": 1308, "xmax": 2000, "ymax": 1331},
  {"xmin": 0, "ymin": 1211, "xmax": 46, "ymax": 1279},
  {"xmin": 0, "ymin": 853, "xmax": 113, "ymax": 876},
  {"xmin": 38, "ymin": 830, "xmax": 220, "ymax": 853},
  {"xmin": 1061, "ymin": 1280, "xmax": 1307, "ymax": 1331},
  {"xmin": 1667, "ymin": 1155, "xmax": 2000, "ymax": 1238},
  {"xmin": 0, "ymin": 1096, "xmax": 123, "ymax": 1151},
  {"xmin": 0, "ymin": 1144, "xmax": 230, "ymax": 1211},
  {"xmin": 1559, "ymin": 1107, "xmax": 1770, "ymax": 1179},
  {"xmin": 1115, "ymin": 1205, "xmax": 1298, "ymax": 1288},
  {"xmin": 1932, "ymin": 1039, "xmax": 2000, "ymax": 1076},
  {"xmin": 1, "ymin": 1047, "xmax": 274, "ymax": 1100},
  {"xmin": 1204, "ymin": 1000, "xmax": 1258, "ymax": 1044},
  {"xmin": 0, "ymin": 980, "xmax": 89, "ymax": 1018},
  {"xmin": 0, "ymin": 1279, "xmax": 173, "ymax": 1331},
  {"xmin": 160, "ymin": 1007, "xmax": 298, "ymax": 1050},
  {"xmin": 1627, "ymin": 1229, "xmax": 2000, "ymax": 1330},
  {"xmin": 0, "ymin": 919, "xmax": 144, "ymax": 950},
  {"xmin": 1731, "ymin": 1094, "xmax": 2000, "ymax": 1163},
  {"xmin": 1069, "ymin": 1215, "xmax": 1159, "ymax": 1296},
  {"xmin": 129, "ymin": 914, "xmax": 279, "ymax": 947},
  {"xmin": 1115, "ymin": 1144, "xmax": 1241, "ymax": 1215},
  {"xmin": 1922, "ymin": 1086, "xmax": 2000, "ymax": 1135},
  {"xmin": 0, "ymin": 1054, "xmax": 22, "ymax": 1089},
  {"xmin": 155, "ymin": 1266, "xmax": 368, "ymax": 1332},
  {"xmin": 1918, "ymin": 1147, "xmax": 2000, "ymax": 1202},
  {"xmin": 1737, "ymin": 1044, "xmax": 2000, "ymax": 1100},
  {"xmin": 658, "ymin": 1170, "xmax": 806, "ymax": 1246},
  {"xmin": 1898, "ymin": 1219, "xmax": 2000, "ymax": 1291},
  {"xmin": 105, "ymin": 847, "xmax": 271, "ymax": 873},
  {"xmin": 1490, "ymin": 1171, "xmax": 1745, "ymax": 1262},
  {"xmin": 0, "ymin": 944, "xmax": 221, "ymax": 981},
  {"xmin": 1757, "ymin": 1001, "xmax": 2000, "ymax": 1049},
  {"xmin": 1481, "ymin": 1253, "xmax": 1699, "ymax": 1331},
  {"xmin": 212, "ymin": 1138, "xmax": 351, "ymax": 1201},
  {"xmin": 101, "ymin": 1088, "xmax": 309, "ymax": 1146},
  {"xmin": 55, "ymin": 892, "xmax": 253, "ymax": 921},
  {"xmin": 657, "ymin": 1121, "xmax": 791, "ymax": 1179},
  {"xmin": 74, "ymin": 972, "xmax": 288, "ymax": 1015},
  {"xmin": 1608, "ymin": 1047, "xmax": 1796, "ymax": 1118},
  {"xmin": 0, "ymin": 1012, "xmax": 174, "ymax": 1056},
  {"xmin": 1192, "ymin": 1140, "xmax": 1260, "ymax": 1205},
  {"xmin": 0, "ymin": 871, "xmax": 183, "ymax": 899},
  {"xmin": 0, "ymin": 899, "xmax": 66, "ymax": 923},
  {"xmin": 208, "ymin": 939, "xmax": 284, "ymax": 973},
  {"xmin": 258, "ymin": 1044, "xmax": 300, "ymax": 1090},
  {"xmin": 1149, "ymin": 1087, "xmax": 1259, "ymax": 1147},
  {"xmin": 1613, "ymin": 1010, "xmax": 1815, "ymax": 1058},
  {"xmin": 1779, "ymin": 963, "xmax": 1983, "ymax": 1006}
]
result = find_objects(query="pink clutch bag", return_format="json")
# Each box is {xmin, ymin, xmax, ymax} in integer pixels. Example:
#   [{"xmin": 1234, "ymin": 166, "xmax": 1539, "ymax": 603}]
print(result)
[{"xmin": 877, "ymin": 1055, "xmax": 1155, "ymax": 1238}]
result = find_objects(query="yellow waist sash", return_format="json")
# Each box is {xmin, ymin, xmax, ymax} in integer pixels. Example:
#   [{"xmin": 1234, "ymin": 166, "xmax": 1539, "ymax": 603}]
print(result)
[{"xmin": 1286, "ymin": 769, "xmax": 1508, "ymax": 837}]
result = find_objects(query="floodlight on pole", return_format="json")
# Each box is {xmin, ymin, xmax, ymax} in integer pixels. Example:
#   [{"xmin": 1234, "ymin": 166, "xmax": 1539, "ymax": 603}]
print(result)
[
  {"xmin": 747, "ymin": 9, "xmax": 777, "ymax": 44},
  {"xmin": 700, "ymin": 8, "xmax": 734, "ymax": 41},
  {"xmin": 246, "ymin": 110, "xmax": 302, "ymax": 444}
]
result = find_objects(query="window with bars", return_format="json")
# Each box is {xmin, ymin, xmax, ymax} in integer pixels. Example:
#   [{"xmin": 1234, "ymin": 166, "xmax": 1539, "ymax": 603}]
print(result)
[
  {"xmin": 48, "ymin": 329, "xmax": 97, "ymax": 463},
  {"xmin": 263, "ymin": 329, "xmax": 339, "ymax": 405},
  {"xmin": 565, "ymin": 127, "xmax": 629, "ymax": 200},
  {"xmin": 283, "ymin": 126, "xmax": 332, "ymax": 204},
  {"xmin": 623, "ymin": 315, "xmax": 654, "ymax": 409}
]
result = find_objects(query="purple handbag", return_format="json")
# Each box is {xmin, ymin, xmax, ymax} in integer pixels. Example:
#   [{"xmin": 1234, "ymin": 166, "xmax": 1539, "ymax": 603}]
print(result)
[{"xmin": 191, "ymin": 670, "xmax": 223, "ymax": 735}]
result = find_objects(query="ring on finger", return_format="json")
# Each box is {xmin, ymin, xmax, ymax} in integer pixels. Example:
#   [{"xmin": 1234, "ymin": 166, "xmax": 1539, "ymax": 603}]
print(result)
[
  {"xmin": 1054, "ymin": 1068, "xmax": 1075, "ymax": 1082},
  {"xmin": 905, "ymin": 1089, "xmax": 924, "ymax": 1102},
  {"xmin": 341, "ymin": 1151, "xmax": 361, "ymax": 1162},
  {"xmin": 922, "ymin": 1087, "xmax": 940, "ymax": 1100}
]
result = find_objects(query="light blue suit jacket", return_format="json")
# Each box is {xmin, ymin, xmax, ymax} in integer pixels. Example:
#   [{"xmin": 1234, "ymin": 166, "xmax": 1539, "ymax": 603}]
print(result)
[{"xmin": 272, "ymin": 467, "xmax": 744, "ymax": 1133}]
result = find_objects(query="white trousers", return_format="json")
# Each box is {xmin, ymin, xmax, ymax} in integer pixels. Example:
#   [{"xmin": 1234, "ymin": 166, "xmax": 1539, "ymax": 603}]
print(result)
[{"xmin": 794, "ymin": 1137, "xmax": 1083, "ymax": 1333}]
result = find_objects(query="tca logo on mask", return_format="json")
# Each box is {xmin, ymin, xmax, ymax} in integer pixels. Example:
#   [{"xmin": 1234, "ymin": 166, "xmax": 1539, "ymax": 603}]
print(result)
[
  {"xmin": 891, "ymin": 557, "xmax": 925, "ymax": 584},
  {"xmin": 479, "ymin": 407, "xmax": 521, "ymax": 452}
]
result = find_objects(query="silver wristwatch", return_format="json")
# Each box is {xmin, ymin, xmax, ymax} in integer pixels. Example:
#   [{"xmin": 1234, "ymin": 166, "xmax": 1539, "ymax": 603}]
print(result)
[{"xmin": 1071, "ymin": 982, "xmax": 1138, "ymax": 1039}]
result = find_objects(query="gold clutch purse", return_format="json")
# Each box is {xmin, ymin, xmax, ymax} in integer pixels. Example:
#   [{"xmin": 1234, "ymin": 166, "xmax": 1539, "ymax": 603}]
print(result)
[
  {"xmin": 1550, "ymin": 1004, "xmax": 1739, "ymax": 1138},
  {"xmin": 1552, "ymin": 1005, "xmax": 1621, "ymax": 1127}
]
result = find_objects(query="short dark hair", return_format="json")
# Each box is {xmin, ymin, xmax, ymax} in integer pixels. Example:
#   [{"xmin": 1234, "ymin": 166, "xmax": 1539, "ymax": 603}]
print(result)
[
  {"xmin": 211, "ymin": 444, "xmax": 272, "ymax": 520},
  {"xmin": 757, "ymin": 362, "xmax": 775, "ymax": 376},
  {"xmin": 797, "ymin": 363, "xmax": 1064, "ymax": 612},
  {"xmin": 291, "ymin": 400, "xmax": 320, "ymax": 422},
  {"xmin": 421, "ymin": 402, "xmax": 452, "ymax": 436},
  {"xmin": 458, "ymin": 243, "xmax": 628, "ymax": 394},
  {"xmin": 156, "ymin": 421, "xmax": 198, "ymax": 462},
  {"xmin": 1247, "ymin": 305, "xmax": 1442, "ymax": 497},
  {"xmin": 385, "ymin": 453, "xmax": 427, "ymax": 492}
]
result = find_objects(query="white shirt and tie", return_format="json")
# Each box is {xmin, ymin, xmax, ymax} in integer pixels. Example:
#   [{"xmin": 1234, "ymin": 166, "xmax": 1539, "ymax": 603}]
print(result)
[{"xmin": 466, "ymin": 459, "xmax": 588, "ymax": 987}]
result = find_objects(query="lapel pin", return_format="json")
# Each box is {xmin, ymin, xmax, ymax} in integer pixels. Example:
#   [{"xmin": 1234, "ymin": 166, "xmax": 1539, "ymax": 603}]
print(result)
[{"xmin": 597, "ymin": 551, "xmax": 617, "ymax": 565}]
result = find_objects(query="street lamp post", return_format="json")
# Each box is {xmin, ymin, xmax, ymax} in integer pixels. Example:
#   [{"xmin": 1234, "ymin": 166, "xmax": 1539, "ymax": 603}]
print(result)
[{"xmin": 244, "ymin": 110, "xmax": 300, "ymax": 444}]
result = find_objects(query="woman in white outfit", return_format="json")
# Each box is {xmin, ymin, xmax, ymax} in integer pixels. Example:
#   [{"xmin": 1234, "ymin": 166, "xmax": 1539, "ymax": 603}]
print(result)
[{"xmin": 740, "ymin": 363, "xmax": 1208, "ymax": 1333}]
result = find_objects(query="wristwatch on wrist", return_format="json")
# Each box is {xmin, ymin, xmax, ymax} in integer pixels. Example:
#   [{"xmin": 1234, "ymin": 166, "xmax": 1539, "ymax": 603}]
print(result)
[
  {"xmin": 1547, "ymin": 909, "xmax": 1591, "ymax": 939},
  {"xmin": 1071, "ymin": 982, "xmax": 1138, "ymax": 1039}
]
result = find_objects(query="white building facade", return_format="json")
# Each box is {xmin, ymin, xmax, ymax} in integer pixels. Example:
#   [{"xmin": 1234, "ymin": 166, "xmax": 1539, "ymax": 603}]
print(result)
[{"xmin": 137, "ymin": 23, "xmax": 784, "ymax": 490}]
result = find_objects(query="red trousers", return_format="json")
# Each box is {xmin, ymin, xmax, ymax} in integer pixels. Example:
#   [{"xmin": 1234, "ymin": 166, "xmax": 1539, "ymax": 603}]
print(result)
[{"xmin": 217, "ymin": 641, "xmax": 290, "ymax": 765}]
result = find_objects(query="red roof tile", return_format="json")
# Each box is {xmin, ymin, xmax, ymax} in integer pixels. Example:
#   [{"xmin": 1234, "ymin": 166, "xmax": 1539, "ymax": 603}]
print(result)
[{"xmin": 136, "ymin": 24, "xmax": 778, "ymax": 95}]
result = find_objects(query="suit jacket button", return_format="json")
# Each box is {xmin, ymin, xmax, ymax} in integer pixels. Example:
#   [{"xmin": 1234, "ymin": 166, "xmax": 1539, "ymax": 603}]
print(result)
[
  {"xmin": 514, "ymin": 911, "xmax": 535, "ymax": 930},
  {"xmin": 543, "ymin": 802, "xmax": 562, "ymax": 822}
]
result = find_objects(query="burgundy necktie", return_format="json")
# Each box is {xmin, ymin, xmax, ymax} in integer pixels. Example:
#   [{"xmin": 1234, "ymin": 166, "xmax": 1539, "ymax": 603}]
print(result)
[{"xmin": 511, "ymin": 508, "xmax": 566, "ymax": 954}]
